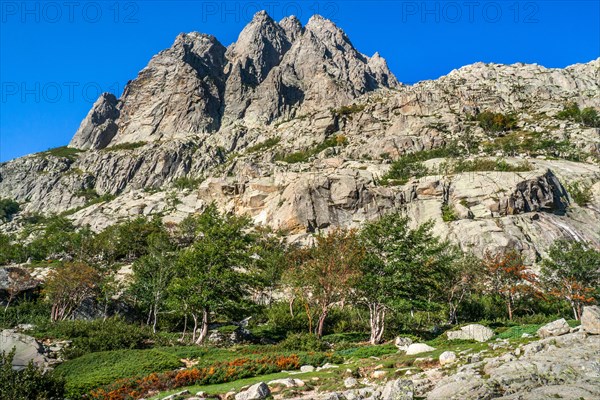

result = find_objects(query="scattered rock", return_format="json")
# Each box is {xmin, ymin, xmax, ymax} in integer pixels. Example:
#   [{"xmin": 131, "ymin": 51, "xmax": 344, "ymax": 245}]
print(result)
[
  {"xmin": 0, "ymin": 330, "xmax": 49, "ymax": 371},
  {"xmin": 581, "ymin": 306, "xmax": 600, "ymax": 334},
  {"xmin": 234, "ymin": 382, "xmax": 270, "ymax": 400},
  {"xmin": 372, "ymin": 370, "xmax": 388, "ymax": 379},
  {"xmin": 162, "ymin": 390, "xmax": 190, "ymax": 400},
  {"xmin": 300, "ymin": 365, "xmax": 315, "ymax": 373},
  {"xmin": 446, "ymin": 324, "xmax": 494, "ymax": 342},
  {"xmin": 405, "ymin": 343, "xmax": 436, "ymax": 355},
  {"xmin": 344, "ymin": 377, "xmax": 358, "ymax": 388},
  {"xmin": 380, "ymin": 379, "xmax": 414, "ymax": 400},
  {"xmin": 317, "ymin": 363, "xmax": 339, "ymax": 371},
  {"xmin": 537, "ymin": 318, "xmax": 570, "ymax": 338},
  {"xmin": 439, "ymin": 351, "xmax": 457, "ymax": 365},
  {"xmin": 394, "ymin": 337, "xmax": 413, "ymax": 351}
]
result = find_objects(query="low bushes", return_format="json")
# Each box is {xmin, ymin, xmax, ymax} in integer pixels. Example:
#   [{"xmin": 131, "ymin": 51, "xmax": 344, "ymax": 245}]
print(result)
[
  {"xmin": 33, "ymin": 318, "xmax": 154, "ymax": 359},
  {"xmin": 88, "ymin": 351, "xmax": 340, "ymax": 400},
  {"xmin": 274, "ymin": 135, "xmax": 348, "ymax": 164},
  {"xmin": 1, "ymin": 350, "xmax": 65, "ymax": 400},
  {"xmin": 54, "ymin": 349, "xmax": 182, "ymax": 398}
]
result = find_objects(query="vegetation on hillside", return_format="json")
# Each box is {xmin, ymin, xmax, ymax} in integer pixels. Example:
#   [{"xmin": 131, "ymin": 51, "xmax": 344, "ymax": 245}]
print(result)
[{"xmin": 0, "ymin": 205, "xmax": 598, "ymax": 399}]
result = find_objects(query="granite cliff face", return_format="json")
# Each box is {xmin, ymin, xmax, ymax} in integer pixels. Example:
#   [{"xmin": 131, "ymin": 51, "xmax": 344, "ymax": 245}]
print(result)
[{"xmin": 1, "ymin": 11, "xmax": 599, "ymax": 262}]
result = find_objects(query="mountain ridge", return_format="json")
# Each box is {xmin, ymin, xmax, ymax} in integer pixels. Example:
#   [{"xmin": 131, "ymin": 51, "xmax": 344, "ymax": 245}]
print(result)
[{"xmin": 1, "ymin": 11, "xmax": 599, "ymax": 263}]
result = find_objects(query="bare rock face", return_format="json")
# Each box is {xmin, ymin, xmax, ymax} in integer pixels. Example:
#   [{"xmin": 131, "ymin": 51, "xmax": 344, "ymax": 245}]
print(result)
[
  {"xmin": 111, "ymin": 32, "xmax": 227, "ymax": 146},
  {"xmin": 69, "ymin": 93, "xmax": 120, "ymax": 150},
  {"xmin": 581, "ymin": 306, "xmax": 600, "ymax": 334},
  {"xmin": 1, "ymin": 11, "xmax": 599, "ymax": 261}
]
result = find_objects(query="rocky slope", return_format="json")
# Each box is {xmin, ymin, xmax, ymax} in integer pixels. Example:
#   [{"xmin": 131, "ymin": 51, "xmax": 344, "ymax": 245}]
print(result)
[{"xmin": 1, "ymin": 11, "xmax": 599, "ymax": 261}]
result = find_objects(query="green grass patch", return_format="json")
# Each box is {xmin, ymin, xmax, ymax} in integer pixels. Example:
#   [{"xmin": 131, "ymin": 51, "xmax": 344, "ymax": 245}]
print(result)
[
  {"xmin": 173, "ymin": 176, "xmax": 204, "ymax": 190},
  {"xmin": 37, "ymin": 146, "xmax": 82, "ymax": 161},
  {"xmin": 247, "ymin": 137, "xmax": 281, "ymax": 153},
  {"xmin": 380, "ymin": 146, "xmax": 462, "ymax": 186},
  {"xmin": 103, "ymin": 141, "xmax": 147, "ymax": 151},
  {"xmin": 54, "ymin": 349, "xmax": 183, "ymax": 398},
  {"xmin": 275, "ymin": 135, "xmax": 348, "ymax": 164},
  {"xmin": 566, "ymin": 181, "xmax": 593, "ymax": 206}
]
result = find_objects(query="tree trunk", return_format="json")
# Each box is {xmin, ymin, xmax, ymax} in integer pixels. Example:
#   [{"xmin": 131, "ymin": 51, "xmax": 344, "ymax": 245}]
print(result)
[
  {"xmin": 316, "ymin": 307, "xmax": 328, "ymax": 338},
  {"xmin": 369, "ymin": 303, "xmax": 386, "ymax": 345},
  {"xmin": 152, "ymin": 303, "xmax": 158, "ymax": 333},
  {"xmin": 191, "ymin": 314, "xmax": 198, "ymax": 343},
  {"xmin": 180, "ymin": 314, "xmax": 188, "ymax": 341},
  {"xmin": 195, "ymin": 308, "xmax": 209, "ymax": 345}
]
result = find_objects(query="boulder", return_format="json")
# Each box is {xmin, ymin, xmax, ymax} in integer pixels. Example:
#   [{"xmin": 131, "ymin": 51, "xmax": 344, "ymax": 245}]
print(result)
[
  {"xmin": 537, "ymin": 318, "xmax": 570, "ymax": 338},
  {"xmin": 235, "ymin": 382, "xmax": 270, "ymax": 400},
  {"xmin": 0, "ymin": 330, "xmax": 49, "ymax": 371},
  {"xmin": 372, "ymin": 370, "xmax": 387, "ymax": 379},
  {"xmin": 439, "ymin": 351, "xmax": 457, "ymax": 365},
  {"xmin": 380, "ymin": 379, "xmax": 414, "ymax": 400},
  {"xmin": 446, "ymin": 324, "xmax": 494, "ymax": 342},
  {"xmin": 394, "ymin": 337, "xmax": 413, "ymax": 351},
  {"xmin": 581, "ymin": 306, "xmax": 600, "ymax": 334},
  {"xmin": 300, "ymin": 365, "xmax": 315, "ymax": 372},
  {"xmin": 405, "ymin": 343, "xmax": 436, "ymax": 355},
  {"xmin": 344, "ymin": 377, "xmax": 358, "ymax": 388}
]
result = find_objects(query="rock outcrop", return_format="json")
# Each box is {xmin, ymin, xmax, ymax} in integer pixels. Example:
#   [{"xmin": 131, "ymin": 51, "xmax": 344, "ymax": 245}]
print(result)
[{"xmin": 1, "ymin": 11, "xmax": 599, "ymax": 261}]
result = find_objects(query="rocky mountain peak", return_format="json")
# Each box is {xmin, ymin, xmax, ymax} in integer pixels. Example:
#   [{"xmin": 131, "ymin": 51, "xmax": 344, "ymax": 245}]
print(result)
[{"xmin": 279, "ymin": 15, "xmax": 303, "ymax": 41}]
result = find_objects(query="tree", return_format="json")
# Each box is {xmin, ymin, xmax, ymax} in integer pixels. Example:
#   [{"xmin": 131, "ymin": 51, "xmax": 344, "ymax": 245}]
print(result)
[
  {"xmin": 0, "ymin": 349, "xmax": 65, "ymax": 400},
  {"xmin": 287, "ymin": 229, "xmax": 364, "ymax": 338},
  {"xmin": 0, "ymin": 198, "xmax": 20, "ymax": 222},
  {"xmin": 44, "ymin": 262, "xmax": 100, "ymax": 322},
  {"xmin": 171, "ymin": 205, "xmax": 256, "ymax": 344},
  {"xmin": 483, "ymin": 251, "xmax": 537, "ymax": 320},
  {"xmin": 2, "ymin": 267, "xmax": 38, "ymax": 311},
  {"xmin": 541, "ymin": 240, "xmax": 600, "ymax": 320},
  {"xmin": 129, "ymin": 232, "xmax": 176, "ymax": 333},
  {"xmin": 445, "ymin": 254, "xmax": 485, "ymax": 325},
  {"xmin": 358, "ymin": 213, "xmax": 454, "ymax": 344}
]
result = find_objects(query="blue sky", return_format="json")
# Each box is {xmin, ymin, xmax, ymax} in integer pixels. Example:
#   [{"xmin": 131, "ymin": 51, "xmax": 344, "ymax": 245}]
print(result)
[{"xmin": 1, "ymin": 0, "xmax": 599, "ymax": 162}]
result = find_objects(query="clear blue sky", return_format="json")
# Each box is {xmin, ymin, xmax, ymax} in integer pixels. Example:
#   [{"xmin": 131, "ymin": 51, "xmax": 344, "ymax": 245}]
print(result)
[{"xmin": 1, "ymin": 0, "xmax": 599, "ymax": 162}]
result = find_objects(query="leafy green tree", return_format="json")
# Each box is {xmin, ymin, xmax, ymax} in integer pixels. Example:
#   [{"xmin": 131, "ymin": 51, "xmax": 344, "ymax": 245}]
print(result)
[
  {"xmin": 129, "ymin": 232, "xmax": 176, "ymax": 333},
  {"xmin": 358, "ymin": 213, "xmax": 454, "ymax": 344},
  {"xmin": 0, "ymin": 349, "xmax": 65, "ymax": 400},
  {"xmin": 286, "ymin": 229, "xmax": 365, "ymax": 338},
  {"xmin": 445, "ymin": 254, "xmax": 485, "ymax": 324},
  {"xmin": 482, "ymin": 251, "xmax": 537, "ymax": 320},
  {"xmin": 0, "ymin": 198, "xmax": 20, "ymax": 222},
  {"xmin": 45, "ymin": 262, "xmax": 100, "ymax": 322},
  {"xmin": 170, "ymin": 205, "xmax": 256, "ymax": 344},
  {"xmin": 541, "ymin": 240, "xmax": 600, "ymax": 320}
]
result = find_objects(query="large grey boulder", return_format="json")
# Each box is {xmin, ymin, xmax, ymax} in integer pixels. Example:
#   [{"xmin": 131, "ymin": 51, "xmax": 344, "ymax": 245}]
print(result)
[
  {"xmin": 0, "ymin": 330, "xmax": 49, "ymax": 371},
  {"xmin": 381, "ymin": 379, "xmax": 414, "ymax": 400},
  {"xmin": 446, "ymin": 324, "xmax": 494, "ymax": 342},
  {"xmin": 235, "ymin": 382, "xmax": 270, "ymax": 400},
  {"xmin": 405, "ymin": 343, "xmax": 436, "ymax": 355},
  {"xmin": 537, "ymin": 318, "xmax": 570, "ymax": 338},
  {"xmin": 581, "ymin": 306, "xmax": 600, "ymax": 334}
]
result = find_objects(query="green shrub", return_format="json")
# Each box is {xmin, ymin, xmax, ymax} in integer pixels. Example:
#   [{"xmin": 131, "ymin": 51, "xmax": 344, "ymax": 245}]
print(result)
[
  {"xmin": 102, "ymin": 141, "xmax": 147, "ymax": 151},
  {"xmin": 448, "ymin": 158, "xmax": 532, "ymax": 173},
  {"xmin": 33, "ymin": 318, "xmax": 154, "ymax": 359},
  {"xmin": 0, "ymin": 350, "xmax": 65, "ymax": 400},
  {"xmin": 333, "ymin": 103, "xmax": 366, "ymax": 117},
  {"xmin": 278, "ymin": 333, "xmax": 328, "ymax": 352},
  {"xmin": 247, "ymin": 137, "xmax": 281, "ymax": 153},
  {"xmin": 0, "ymin": 300, "xmax": 50, "ymax": 329},
  {"xmin": 336, "ymin": 343, "xmax": 397, "ymax": 358},
  {"xmin": 173, "ymin": 176, "xmax": 204, "ymax": 190},
  {"xmin": 38, "ymin": 146, "xmax": 82, "ymax": 161},
  {"xmin": 380, "ymin": 146, "xmax": 462, "ymax": 186},
  {"xmin": 274, "ymin": 135, "xmax": 347, "ymax": 164},
  {"xmin": 0, "ymin": 198, "xmax": 20, "ymax": 221},
  {"xmin": 475, "ymin": 111, "xmax": 517, "ymax": 133},
  {"xmin": 441, "ymin": 204, "xmax": 458, "ymax": 222},
  {"xmin": 54, "ymin": 348, "xmax": 182, "ymax": 398},
  {"xmin": 567, "ymin": 181, "xmax": 593, "ymax": 206},
  {"xmin": 557, "ymin": 103, "xmax": 600, "ymax": 128}
]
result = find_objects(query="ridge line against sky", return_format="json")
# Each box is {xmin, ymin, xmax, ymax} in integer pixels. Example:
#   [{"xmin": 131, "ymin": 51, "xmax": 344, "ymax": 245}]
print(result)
[{"xmin": 1, "ymin": 0, "xmax": 599, "ymax": 162}]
